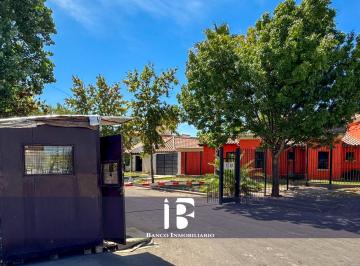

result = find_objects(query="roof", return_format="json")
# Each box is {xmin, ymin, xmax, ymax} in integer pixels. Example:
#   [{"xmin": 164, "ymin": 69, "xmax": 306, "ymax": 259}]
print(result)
[
  {"xmin": 342, "ymin": 133, "xmax": 360, "ymax": 146},
  {"xmin": 0, "ymin": 115, "xmax": 132, "ymax": 129},
  {"xmin": 129, "ymin": 135, "xmax": 203, "ymax": 153}
]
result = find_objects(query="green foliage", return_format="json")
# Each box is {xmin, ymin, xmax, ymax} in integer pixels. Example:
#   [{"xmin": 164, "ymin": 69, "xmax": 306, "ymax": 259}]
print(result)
[
  {"xmin": 124, "ymin": 63, "xmax": 180, "ymax": 181},
  {"xmin": 204, "ymin": 162, "xmax": 263, "ymax": 196},
  {"xmin": 36, "ymin": 103, "xmax": 75, "ymax": 115},
  {"xmin": 0, "ymin": 0, "xmax": 56, "ymax": 117},
  {"xmin": 65, "ymin": 75, "xmax": 133, "ymax": 148},
  {"xmin": 179, "ymin": 0, "xmax": 360, "ymax": 196}
]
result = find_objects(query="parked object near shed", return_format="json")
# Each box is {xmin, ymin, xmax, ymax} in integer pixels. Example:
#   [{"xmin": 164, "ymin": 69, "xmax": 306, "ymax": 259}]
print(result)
[{"xmin": 0, "ymin": 115, "xmax": 131, "ymax": 264}]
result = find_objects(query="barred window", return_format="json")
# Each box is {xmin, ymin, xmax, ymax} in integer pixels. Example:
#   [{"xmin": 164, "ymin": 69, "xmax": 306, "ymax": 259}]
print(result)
[
  {"xmin": 24, "ymin": 146, "xmax": 73, "ymax": 175},
  {"xmin": 255, "ymin": 151, "xmax": 265, "ymax": 169},
  {"xmin": 102, "ymin": 162, "xmax": 119, "ymax": 185}
]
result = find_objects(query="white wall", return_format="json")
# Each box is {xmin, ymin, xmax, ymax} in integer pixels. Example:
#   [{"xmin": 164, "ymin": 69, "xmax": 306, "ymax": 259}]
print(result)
[{"xmin": 142, "ymin": 154, "xmax": 151, "ymax": 174}]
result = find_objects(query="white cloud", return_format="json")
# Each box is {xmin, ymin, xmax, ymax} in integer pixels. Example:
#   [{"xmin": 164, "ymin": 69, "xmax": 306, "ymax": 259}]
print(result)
[
  {"xmin": 50, "ymin": 0, "xmax": 207, "ymax": 28},
  {"xmin": 122, "ymin": 0, "xmax": 206, "ymax": 24},
  {"xmin": 49, "ymin": 0, "xmax": 97, "ymax": 27}
]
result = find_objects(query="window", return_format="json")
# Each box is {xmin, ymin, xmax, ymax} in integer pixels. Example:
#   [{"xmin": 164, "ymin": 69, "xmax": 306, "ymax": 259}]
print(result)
[
  {"xmin": 318, "ymin": 151, "xmax": 329, "ymax": 170},
  {"xmin": 24, "ymin": 145, "xmax": 73, "ymax": 175},
  {"xmin": 102, "ymin": 162, "xmax": 119, "ymax": 185},
  {"xmin": 287, "ymin": 151, "xmax": 295, "ymax": 160},
  {"xmin": 345, "ymin": 151, "xmax": 355, "ymax": 161},
  {"xmin": 226, "ymin": 152, "xmax": 235, "ymax": 162},
  {"xmin": 255, "ymin": 151, "xmax": 265, "ymax": 169}
]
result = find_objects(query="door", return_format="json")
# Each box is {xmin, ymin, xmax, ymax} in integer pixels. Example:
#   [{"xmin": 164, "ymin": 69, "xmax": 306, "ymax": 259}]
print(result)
[
  {"xmin": 100, "ymin": 135, "xmax": 126, "ymax": 244},
  {"xmin": 156, "ymin": 153, "xmax": 178, "ymax": 175},
  {"xmin": 135, "ymin": 156, "xmax": 142, "ymax": 172}
]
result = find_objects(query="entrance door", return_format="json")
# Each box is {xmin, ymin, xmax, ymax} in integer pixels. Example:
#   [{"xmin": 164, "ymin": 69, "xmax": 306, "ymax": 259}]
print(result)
[
  {"xmin": 156, "ymin": 153, "xmax": 178, "ymax": 175},
  {"xmin": 100, "ymin": 135, "xmax": 125, "ymax": 244},
  {"xmin": 135, "ymin": 156, "xmax": 142, "ymax": 172}
]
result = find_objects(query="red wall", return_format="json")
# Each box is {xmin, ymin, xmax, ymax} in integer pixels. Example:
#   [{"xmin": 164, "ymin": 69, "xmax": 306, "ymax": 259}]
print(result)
[
  {"xmin": 180, "ymin": 146, "xmax": 215, "ymax": 175},
  {"xmin": 307, "ymin": 144, "xmax": 341, "ymax": 180},
  {"xmin": 180, "ymin": 138, "xmax": 360, "ymax": 179}
]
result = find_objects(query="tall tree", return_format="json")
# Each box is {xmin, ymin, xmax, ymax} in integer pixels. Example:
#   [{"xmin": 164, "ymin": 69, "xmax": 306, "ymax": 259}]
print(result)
[
  {"xmin": 124, "ymin": 64, "xmax": 180, "ymax": 183},
  {"xmin": 179, "ymin": 0, "xmax": 360, "ymax": 196},
  {"xmin": 65, "ymin": 75, "xmax": 133, "ymax": 148},
  {"xmin": 0, "ymin": 0, "xmax": 56, "ymax": 117}
]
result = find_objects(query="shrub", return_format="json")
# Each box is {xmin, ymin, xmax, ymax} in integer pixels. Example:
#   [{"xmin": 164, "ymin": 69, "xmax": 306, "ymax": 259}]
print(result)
[{"xmin": 204, "ymin": 161, "xmax": 264, "ymax": 196}]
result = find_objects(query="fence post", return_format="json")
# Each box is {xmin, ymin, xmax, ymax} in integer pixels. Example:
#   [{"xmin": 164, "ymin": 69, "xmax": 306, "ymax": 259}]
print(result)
[
  {"xmin": 264, "ymin": 149, "xmax": 267, "ymax": 196},
  {"xmin": 305, "ymin": 145, "xmax": 309, "ymax": 186},
  {"xmin": 234, "ymin": 148, "xmax": 240, "ymax": 202},
  {"xmin": 286, "ymin": 149, "xmax": 289, "ymax": 190},
  {"xmin": 329, "ymin": 144, "xmax": 333, "ymax": 189},
  {"xmin": 219, "ymin": 147, "xmax": 224, "ymax": 205}
]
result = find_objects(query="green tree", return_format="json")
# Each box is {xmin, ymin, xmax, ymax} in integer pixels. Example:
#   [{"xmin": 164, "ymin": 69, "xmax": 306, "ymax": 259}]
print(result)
[
  {"xmin": 0, "ymin": 0, "xmax": 56, "ymax": 117},
  {"xmin": 41, "ymin": 103, "xmax": 75, "ymax": 115},
  {"xmin": 124, "ymin": 64, "xmax": 180, "ymax": 183},
  {"xmin": 179, "ymin": 0, "xmax": 360, "ymax": 196},
  {"xmin": 65, "ymin": 75, "xmax": 133, "ymax": 148}
]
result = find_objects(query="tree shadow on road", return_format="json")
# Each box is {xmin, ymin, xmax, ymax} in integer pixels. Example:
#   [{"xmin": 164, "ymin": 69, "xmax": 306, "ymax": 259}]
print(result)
[
  {"xmin": 29, "ymin": 252, "xmax": 174, "ymax": 266},
  {"xmin": 213, "ymin": 187, "xmax": 360, "ymax": 236}
]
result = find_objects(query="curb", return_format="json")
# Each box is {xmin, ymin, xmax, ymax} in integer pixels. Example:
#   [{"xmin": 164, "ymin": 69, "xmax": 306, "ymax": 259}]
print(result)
[{"xmin": 149, "ymin": 187, "xmax": 206, "ymax": 196}]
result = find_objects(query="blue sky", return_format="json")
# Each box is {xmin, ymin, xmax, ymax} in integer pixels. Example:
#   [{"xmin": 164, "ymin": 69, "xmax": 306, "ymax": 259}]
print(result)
[{"xmin": 43, "ymin": 0, "xmax": 360, "ymax": 136}]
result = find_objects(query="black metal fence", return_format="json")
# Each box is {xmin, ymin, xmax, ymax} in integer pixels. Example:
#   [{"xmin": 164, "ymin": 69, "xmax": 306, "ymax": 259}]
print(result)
[{"xmin": 207, "ymin": 145, "xmax": 360, "ymax": 204}]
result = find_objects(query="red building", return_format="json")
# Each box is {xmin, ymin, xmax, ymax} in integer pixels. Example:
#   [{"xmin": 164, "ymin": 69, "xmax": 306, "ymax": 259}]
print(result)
[
  {"xmin": 128, "ymin": 117, "xmax": 360, "ymax": 181},
  {"xmin": 208, "ymin": 118, "xmax": 360, "ymax": 181}
]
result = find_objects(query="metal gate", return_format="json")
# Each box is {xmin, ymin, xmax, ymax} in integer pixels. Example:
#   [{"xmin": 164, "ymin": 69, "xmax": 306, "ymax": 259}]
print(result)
[
  {"xmin": 207, "ymin": 147, "xmax": 267, "ymax": 204},
  {"xmin": 207, "ymin": 144, "xmax": 360, "ymax": 204}
]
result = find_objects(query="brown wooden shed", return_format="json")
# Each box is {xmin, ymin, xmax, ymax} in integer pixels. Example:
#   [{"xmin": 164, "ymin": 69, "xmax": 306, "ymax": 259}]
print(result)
[{"xmin": 0, "ymin": 115, "xmax": 131, "ymax": 263}]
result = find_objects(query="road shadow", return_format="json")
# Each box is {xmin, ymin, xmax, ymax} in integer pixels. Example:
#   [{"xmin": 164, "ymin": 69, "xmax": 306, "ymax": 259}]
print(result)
[
  {"xmin": 29, "ymin": 252, "xmax": 173, "ymax": 266},
  {"xmin": 214, "ymin": 187, "xmax": 360, "ymax": 236}
]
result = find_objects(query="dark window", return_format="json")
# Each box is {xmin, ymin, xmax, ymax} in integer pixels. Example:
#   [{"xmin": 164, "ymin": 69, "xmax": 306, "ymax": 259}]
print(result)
[
  {"xmin": 255, "ymin": 151, "xmax": 265, "ymax": 169},
  {"xmin": 318, "ymin": 151, "xmax": 329, "ymax": 170},
  {"xmin": 24, "ymin": 145, "xmax": 73, "ymax": 175},
  {"xmin": 226, "ymin": 152, "xmax": 235, "ymax": 161},
  {"xmin": 287, "ymin": 151, "xmax": 295, "ymax": 160},
  {"xmin": 345, "ymin": 151, "xmax": 355, "ymax": 161}
]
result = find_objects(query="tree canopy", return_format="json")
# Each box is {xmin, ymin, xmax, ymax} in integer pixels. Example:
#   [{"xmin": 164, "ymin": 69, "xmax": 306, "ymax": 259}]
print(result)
[
  {"xmin": 179, "ymin": 0, "xmax": 360, "ymax": 196},
  {"xmin": 124, "ymin": 63, "xmax": 180, "ymax": 182},
  {"xmin": 0, "ymin": 0, "xmax": 56, "ymax": 117},
  {"xmin": 65, "ymin": 75, "xmax": 133, "ymax": 147}
]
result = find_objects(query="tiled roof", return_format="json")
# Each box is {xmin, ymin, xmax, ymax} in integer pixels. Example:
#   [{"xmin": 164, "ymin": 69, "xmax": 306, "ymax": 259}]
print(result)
[
  {"xmin": 129, "ymin": 135, "xmax": 202, "ymax": 153},
  {"xmin": 342, "ymin": 133, "xmax": 360, "ymax": 146}
]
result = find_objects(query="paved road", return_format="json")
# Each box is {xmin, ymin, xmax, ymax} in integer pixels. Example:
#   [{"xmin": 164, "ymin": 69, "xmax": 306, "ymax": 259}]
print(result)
[
  {"xmin": 126, "ymin": 186, "xmax": 360, "ymax": 238},
  {"xmin": 29, "ymin": 186, "xmax": 360, "ymax": 266}
]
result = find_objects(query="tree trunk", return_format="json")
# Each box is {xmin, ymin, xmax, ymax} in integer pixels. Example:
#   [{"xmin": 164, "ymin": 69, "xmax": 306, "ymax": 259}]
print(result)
[
  {"xmin": 150, "ymin": 151, "xmax": 155, "ymax": 183},
  {"xmin": 271, "ymin": 151, "xmax": 280, "ymax": 197}
]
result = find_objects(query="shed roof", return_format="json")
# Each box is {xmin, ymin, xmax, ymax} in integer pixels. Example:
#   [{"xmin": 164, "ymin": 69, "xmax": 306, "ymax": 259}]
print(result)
[{"xmin": 0, "ymin": 115, "xmax": 132, "ymax": 129}]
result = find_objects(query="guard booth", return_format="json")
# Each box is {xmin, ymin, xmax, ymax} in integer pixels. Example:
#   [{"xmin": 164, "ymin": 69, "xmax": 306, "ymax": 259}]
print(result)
[{"xmin": 0, "ymin": 115, "xmax": 131, "ymax": 264}]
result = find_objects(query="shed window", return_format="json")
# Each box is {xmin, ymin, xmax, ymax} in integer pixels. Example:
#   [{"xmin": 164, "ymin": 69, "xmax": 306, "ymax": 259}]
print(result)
[
  {"xmin": 345, "ymin": 151, "xmax": 355, "ymax": 161},
  {"xmin": 24, "ymin": 146, "xmax": 73, "ymax": 175},
  {"xmin": 255, "ymin": 151, "xmax": 265, "ymax": 169},
  {"xmin": 287, "ymin": 151, "xmax": 295, "ymax": 160},
  {"xmin": 318, "ymin": 151, "xmax": 329, "ymax": 170}
]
